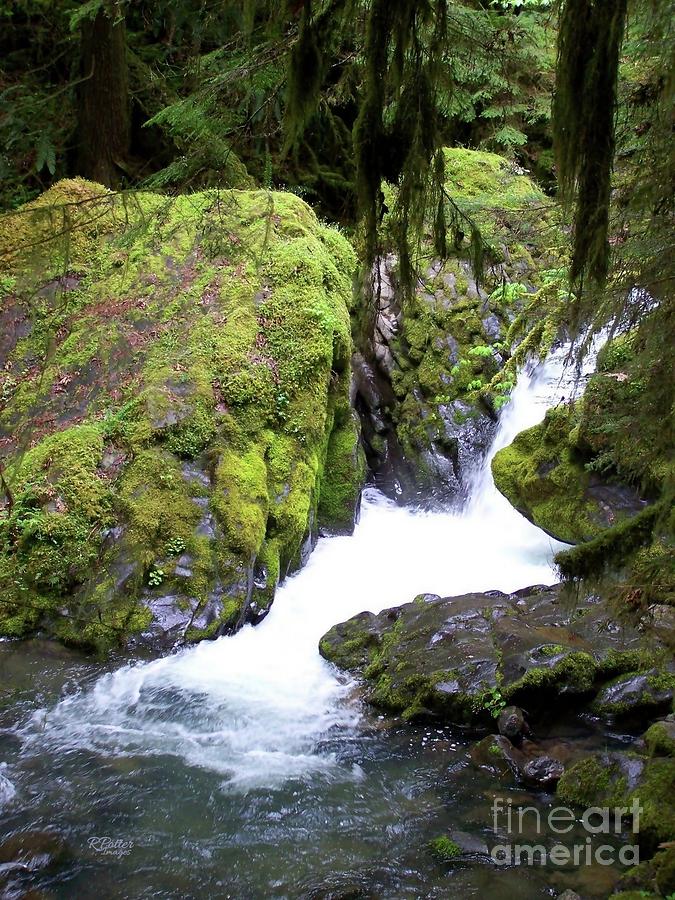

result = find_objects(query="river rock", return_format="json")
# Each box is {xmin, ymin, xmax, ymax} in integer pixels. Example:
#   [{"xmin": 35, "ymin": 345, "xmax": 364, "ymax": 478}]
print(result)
[
  {"xmin": 0, "ymin": 830, "xmax": 71, "ymax": 873},
  {"xmin": 319, "ymin": 583, "xmax": 671, "ymax": 726},
  {"xmin": 497, "ymin": 705, "xmax": 528, "ymax": 743},
  {"xmin": 590, "ymin": 670, "xmax": 675, "ymax": 724},
  {"xmin": 0, "ymin": 180, "xmax": 365, "ymax": 653},
  {"xmin": 521, "ymin": 755, "xmax": 564, "ymax": 789},
  {"xmin": 471, "ymin": 735, "xmax": 526, "ymax": 780},
  {"xmin": 491, "ymin": 403, "xmax": 650, "ymax": 545},
  {"xmin": 557, "ymin": 752, "xmax": 675, "ymax": 853},
  {"xmin": 644, "ymin": 717, "xmax": 675, "ymax": 757},
  {"xmin": 471, "ymin": 734, "xmax": 565, "ymax": 789}
]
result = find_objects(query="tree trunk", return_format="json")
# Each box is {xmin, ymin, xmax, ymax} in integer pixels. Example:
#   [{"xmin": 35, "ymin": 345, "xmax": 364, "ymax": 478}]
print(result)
[{"xmin": 77, "ymin": 1, "xmax": 130, "ymax": 188}]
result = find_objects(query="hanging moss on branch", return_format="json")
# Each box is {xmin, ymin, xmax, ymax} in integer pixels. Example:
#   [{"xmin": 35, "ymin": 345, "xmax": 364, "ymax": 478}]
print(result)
[
  {"xmin": 553, "ymin": 0, "xmax": 628, "ymax": 288},
  {"xmin": 284, "ymin": 0, "xmax": 491, "ymax": 304}
]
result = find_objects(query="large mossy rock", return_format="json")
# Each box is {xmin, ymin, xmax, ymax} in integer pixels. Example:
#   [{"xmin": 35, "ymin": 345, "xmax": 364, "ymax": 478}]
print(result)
[
  {"xmin": 319, "ymin": 584, "xmax": 670, "ymax": 725},
  {"xmin": 355, "ymin": 149, "xmax": 564, "ymax": 500},
  {"xmin": 557, "ymin": 752, "xmax": 675, "ymax": 854},
  {"xmin": 491, "ymin": 403, "xmax": 648, "ymax": 544},
  {"xmin": 0, "ymin": 179, "xmax": 364, "ymax": 651}
]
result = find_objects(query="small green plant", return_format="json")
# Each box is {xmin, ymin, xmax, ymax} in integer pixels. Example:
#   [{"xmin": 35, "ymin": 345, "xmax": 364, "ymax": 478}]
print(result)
[
  {"xmin": 474, "ymin": 687, "xmax": 507, "ymax": 718},
  {"xmin": 489, "ymin": 281, "xmax": 528, "ymax": 306},
  {"xmin": 165, "ymin": 537, "xmax": 186, "ymax": 556},
  {"xmin": 147, "ymin": 567, "xmax": 165, "ymax": 588},
  {"xmin": 539, "ymin": 643, "xmax": 567, "ymax": 657},
  {"xmin": 468, "ymin": 344, "xmax": 493, "ymax": 358},
  {"xmin": 275, "ymin": 391, "xmax": 290, "ymax": 421},
  {"xmin": 466, "ymin": 378, "xmax": 484, "ymax": 391}
]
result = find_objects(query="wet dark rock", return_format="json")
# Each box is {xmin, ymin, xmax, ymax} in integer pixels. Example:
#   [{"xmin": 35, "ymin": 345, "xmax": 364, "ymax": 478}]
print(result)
[
  {"xmin": 141, "ymin": 594, "xmax": 195, "ymax": 641},
  {"xmin": 0, "ymin": 830, "xmax": 71, "ymax": 873},
  {"xmin": 472, "ymin": 733, "xmax": 565, "ymax": 789},
  {"xmin": 298, "ymin": 873, "xmax": 379, "ymax": 900},
  {"xmin": 445, "ymin": 830, "xmax": 489, "ymax": 857},
  {"xmin": 521, "ymin": 755, "xmax": 564, "ymax": 789},
  {"xmin": 497, "ymin": 706, "xmax": 528, "ymax": 743},
  {"xmin": 471, "ymin": 734, "xmax": 526, "ymax": 780},
  {"xmin": 591, "ymin": 670, "xmax": 675, "ymax": 724},
  {"xmin": 320, "ymin": 584, "xmax": 667, "ymax": 727}
]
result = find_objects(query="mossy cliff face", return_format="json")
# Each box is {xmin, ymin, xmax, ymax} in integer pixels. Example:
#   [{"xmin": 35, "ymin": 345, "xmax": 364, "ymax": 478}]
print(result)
[
  {"xmin": 355, "ymin": 149, "xmax": 564, "ymax": 500},
  {"xmin": 319, "ymin": 584, "xmax": 672, "ymax": 726},
  {"xmin": 0, "ymin": 179, "xmax": 364, "ymax": 652}
]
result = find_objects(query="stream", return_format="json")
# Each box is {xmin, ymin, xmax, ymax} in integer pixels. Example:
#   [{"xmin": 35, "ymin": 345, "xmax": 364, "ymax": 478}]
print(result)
[{"xmin": 0, "ymin": 345, "xmax": 625, "ymax": 899}]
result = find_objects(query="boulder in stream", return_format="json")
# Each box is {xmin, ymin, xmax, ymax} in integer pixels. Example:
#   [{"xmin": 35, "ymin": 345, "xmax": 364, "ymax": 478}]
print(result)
[
  {"xmin": 319, "ymin": 583, "xmax": 672, "ymax": 727},
  {"xmin": 0, "ymin": 180, "xmax": 365, "ymax": 652}
]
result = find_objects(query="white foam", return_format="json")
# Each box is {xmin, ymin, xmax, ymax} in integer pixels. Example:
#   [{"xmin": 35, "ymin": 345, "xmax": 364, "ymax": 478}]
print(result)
[{"xmin": 20, "ymin": 343, "xmax": 600, "ymax": 790}]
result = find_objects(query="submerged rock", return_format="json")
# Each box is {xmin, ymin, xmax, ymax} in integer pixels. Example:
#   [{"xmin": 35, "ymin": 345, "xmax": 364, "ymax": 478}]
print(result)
[
  {"xmin": 497, "ymin": 705, "xmax": 529, "ymax": 743},
  {"xmin": 471, "ymin": 733, "xmax": 565, "ymax": 788},
  {"xmin": 319, "ymin": 584, "xmax": 672, "ymax": 726},
  {"xmin": 0, "ymin": 180, "xmax": 365, "ymax": 651}
]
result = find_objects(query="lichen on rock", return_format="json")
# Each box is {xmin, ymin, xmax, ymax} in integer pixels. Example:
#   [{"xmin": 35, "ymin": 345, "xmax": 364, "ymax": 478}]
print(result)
[{"xmin": 0, "ymin": 179, "xmax": 364, "ymax": 651}]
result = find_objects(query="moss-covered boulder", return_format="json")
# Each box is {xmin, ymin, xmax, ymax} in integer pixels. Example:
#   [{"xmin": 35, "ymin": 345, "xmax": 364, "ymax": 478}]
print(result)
[
  {"xmin": 557, "ymin": 752, "xmax": 675, "ymax": 854},
  {"xmin": 644, "ymin": 717, "xmax": 675, "ymax": 757},
  {"xmin": 491, "ymin": 403, "xmax": 648, "ymax": 544},
  {"xmin": 354, "ymin": 149, "xmax": 565, "ymax": 500},
  {"xmin": 319, "ymin": 583, "xmax": 670, "ymax": 725},
  {"xmin": 615, "ymin": 846, "xmax": 675, "ymax": 898},
  {"xmin": 0, "ymin": 179, "xmax": 364, "ymax": 651},
  {"xmin": 591, "ymin": 670, "xmax": 675, "ymax": 725}
]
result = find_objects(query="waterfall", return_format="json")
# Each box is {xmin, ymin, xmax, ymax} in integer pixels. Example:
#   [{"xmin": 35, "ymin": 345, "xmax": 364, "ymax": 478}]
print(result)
[{"xmin": 17, "ymin": 345, "xmax": 598, "ymax": 791}]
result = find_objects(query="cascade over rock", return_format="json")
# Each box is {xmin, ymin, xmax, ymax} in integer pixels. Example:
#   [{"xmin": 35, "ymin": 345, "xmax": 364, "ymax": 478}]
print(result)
[{"xmin": 354, "ymin": 149, "xmax": 564, "ymax": 501}]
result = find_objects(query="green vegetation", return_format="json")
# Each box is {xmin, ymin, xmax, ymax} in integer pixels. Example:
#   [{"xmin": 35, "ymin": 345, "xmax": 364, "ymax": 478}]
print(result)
[
  {"xmin": 429, "ymin": 836, "xmax": 462, "ymax": 861},
  {"xmin": 0, "ymin": 181, "xmax": 363, "ymax": 651}
]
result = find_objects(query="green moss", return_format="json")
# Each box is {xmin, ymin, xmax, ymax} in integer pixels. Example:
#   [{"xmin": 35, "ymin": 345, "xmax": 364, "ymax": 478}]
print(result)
[
  {"xmin": 429, "ymin": 836, "xmax": 462, "ymax": 861},
  {"xmin": 629, "ymin": 758, "xmax": 675, "ymax": 849},
  {"xmin": 644, "ymin": 721, "xmax": 675, "ymax": 758},
  {"xmin": 0, "ymin": 181, "xmax": 360, "ymax": 650},
  {"xmin": 491, "ymin": 404, "xmax": 630, "ymax": 544},
  {"xmin": 616, "ymin": 847, "xmax": 675, "ymax": 899},
  {"xmin": 212, "ymin": 446, "xmax": 268, "ymax": 559},
  {"xmin": 119, "ymin": 449, "xmax": 201, "ymax": 571},
  {"xmin": 596, "ymin": 648, "xmax": 659, "ymax": 678},
  {"xmin": 318, "ymin": 411, "xmax": 365, "ymax": 533},
  {"xmin": 557, "ymin": 756, "xmax": 627, "ymax": 807},
  {"xmin": 505, "ymin": 650, "xmax": 597, "ymax": 701}
]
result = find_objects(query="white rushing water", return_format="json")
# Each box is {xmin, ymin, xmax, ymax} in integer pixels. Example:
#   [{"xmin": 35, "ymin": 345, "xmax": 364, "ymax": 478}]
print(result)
[{"xmin": 21, "ymin": 345, "xmax": 597, "ymax": 791}]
